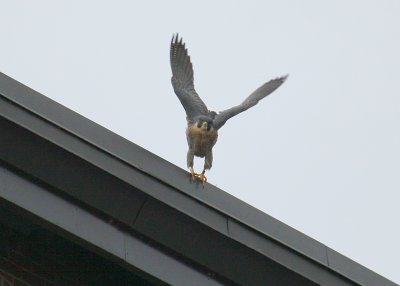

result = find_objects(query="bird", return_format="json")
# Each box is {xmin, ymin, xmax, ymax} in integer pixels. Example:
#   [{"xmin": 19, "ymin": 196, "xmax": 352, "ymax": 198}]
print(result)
[{"xmin": 170, "ymin": 34, "xmax": 288, "ymax": 185}]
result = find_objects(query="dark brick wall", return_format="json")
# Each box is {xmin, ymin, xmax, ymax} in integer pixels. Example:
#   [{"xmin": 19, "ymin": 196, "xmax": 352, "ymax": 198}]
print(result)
[
  {"xmin": 0, "ymin": 204, "xmax": 154, "ymax": 286},
  {"xmin": 0, "ymin": 222, "xmax": 78, "ymax": 286},
  {"xmin": 0, "ymin": 269, "xmax": 15, "ymax": 286}
]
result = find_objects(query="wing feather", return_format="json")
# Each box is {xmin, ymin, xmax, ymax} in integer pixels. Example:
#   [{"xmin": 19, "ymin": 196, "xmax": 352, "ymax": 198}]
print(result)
[
  {"xmin": 170, "ymin": 34, "xmax": 209, "ymax": 122},
  {"xmin": 213, "ymin": 75, "xmax": 288, "ymax": 129}
]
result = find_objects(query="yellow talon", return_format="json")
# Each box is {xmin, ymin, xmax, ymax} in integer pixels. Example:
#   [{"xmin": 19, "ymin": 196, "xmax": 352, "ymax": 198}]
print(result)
[
  {"xmin": 189, "ymin": 168, "xmax": 207, "ymax": 186},
  {"xmin": 190, "ymin": 167, "xmax": 199, "ymax": 182},
  {"xmin": 199, "ymin": 171, "xmax": 207, "ymax": 186}
]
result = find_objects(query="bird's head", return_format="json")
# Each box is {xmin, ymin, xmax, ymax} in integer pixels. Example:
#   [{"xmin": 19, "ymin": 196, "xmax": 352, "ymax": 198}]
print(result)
[{"xmin": 195, "ymin": 116, "xmax": 214, "ymax": 131}]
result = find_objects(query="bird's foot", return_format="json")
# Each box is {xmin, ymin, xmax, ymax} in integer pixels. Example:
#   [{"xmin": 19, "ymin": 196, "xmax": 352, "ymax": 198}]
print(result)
[
  {"xmin": 190, "ymin": 168, "xmax": 200, "ymax": 182},
  {"xmin": 199, "ymin": 171, "xmax": 207, "ymax": 186},
  {"xmin": 189, "ymin": 168, "xmax": 207, "ymax": 185}
]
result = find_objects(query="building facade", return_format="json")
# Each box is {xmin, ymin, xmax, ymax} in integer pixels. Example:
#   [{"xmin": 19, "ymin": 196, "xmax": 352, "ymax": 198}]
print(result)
[{"xmin": 0, "ymin": 72, "xmax": 397, "ymax": 286}]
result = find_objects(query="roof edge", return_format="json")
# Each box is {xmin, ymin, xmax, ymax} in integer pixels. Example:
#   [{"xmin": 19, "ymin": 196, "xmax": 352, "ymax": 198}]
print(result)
[{"xmin": 0, "ymin": 72, "xmax": 397, "ymax": 286}]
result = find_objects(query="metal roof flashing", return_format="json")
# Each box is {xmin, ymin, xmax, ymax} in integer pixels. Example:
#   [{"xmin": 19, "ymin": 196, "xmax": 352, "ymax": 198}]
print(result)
[{"xmin": 0, "ymin": 72, "xmax": 397, "ymax": 286}]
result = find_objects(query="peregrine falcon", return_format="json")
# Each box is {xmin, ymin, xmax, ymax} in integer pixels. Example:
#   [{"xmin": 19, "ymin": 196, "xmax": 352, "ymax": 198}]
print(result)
[{"xmin": 170, "ymin": 34, "xmax": 287, "ymax": 184}]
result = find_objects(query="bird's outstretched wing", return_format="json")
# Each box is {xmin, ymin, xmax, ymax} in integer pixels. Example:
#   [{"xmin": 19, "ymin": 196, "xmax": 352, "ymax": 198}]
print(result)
[
  {"xmin": 213, "ymin": 75, "xmax": 288, "ymax": 129},
  {"xmin": 170, "ymin": 34, "xmax": 209, "ymax": 123}
]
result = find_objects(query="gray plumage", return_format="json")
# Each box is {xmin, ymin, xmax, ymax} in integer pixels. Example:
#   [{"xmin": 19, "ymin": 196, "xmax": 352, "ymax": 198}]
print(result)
[
  {"xmin": 170, "ymin": 34, "xmax": 287, "ymax": 182},
  {"xmin": 170, "ymin": 35, "xmax": 209, "ymax": 123}
]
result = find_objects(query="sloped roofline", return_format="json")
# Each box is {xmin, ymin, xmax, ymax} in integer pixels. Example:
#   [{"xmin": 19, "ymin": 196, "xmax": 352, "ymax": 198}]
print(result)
[{"xmin": 0, "ymin": 72, "xmax": 397, "ymax": 286}]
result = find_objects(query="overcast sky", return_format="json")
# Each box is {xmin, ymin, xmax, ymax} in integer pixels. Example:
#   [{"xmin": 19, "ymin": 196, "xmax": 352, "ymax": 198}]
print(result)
[{"xmin": 1, "ymin": 0, "xmax": 399, "ymax": 284}]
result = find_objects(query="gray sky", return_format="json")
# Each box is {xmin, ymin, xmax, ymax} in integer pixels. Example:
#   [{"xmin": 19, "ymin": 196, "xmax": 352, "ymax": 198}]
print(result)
[{"xmin": 1, "ymin": 0, "xmax": 399, "ymax": 283}]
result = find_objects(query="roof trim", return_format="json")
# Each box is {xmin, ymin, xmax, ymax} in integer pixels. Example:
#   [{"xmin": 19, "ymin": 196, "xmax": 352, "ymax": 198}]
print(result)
[
  {"xmin": 0, "ymin": 165, "xmax": 224, "ymax": 286},
  {"xmin": 0, "ymin": 72, "xmax": 397, "ymax": 286}
]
